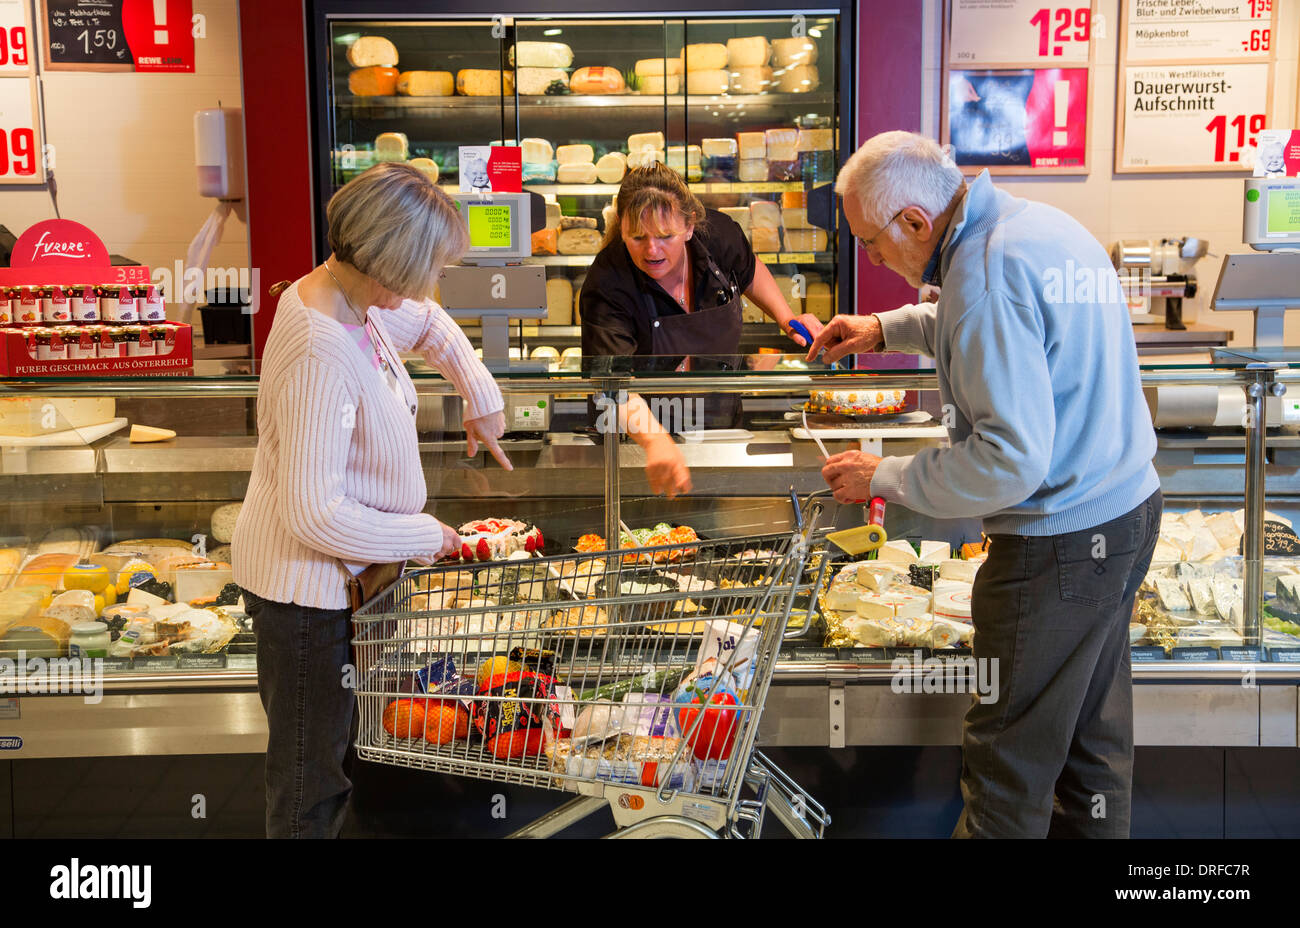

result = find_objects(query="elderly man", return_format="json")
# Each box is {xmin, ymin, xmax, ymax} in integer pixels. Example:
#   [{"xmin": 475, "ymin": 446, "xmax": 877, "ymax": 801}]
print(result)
[{"xmin": 809, "ymin": 131, "xmax": 1161, "ymax": 838}]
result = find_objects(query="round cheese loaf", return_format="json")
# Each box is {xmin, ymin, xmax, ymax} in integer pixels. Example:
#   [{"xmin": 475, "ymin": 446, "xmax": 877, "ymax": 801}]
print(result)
[{"xmin": 934, "ymin": 590, "xmax": 973, "ymax": 623}]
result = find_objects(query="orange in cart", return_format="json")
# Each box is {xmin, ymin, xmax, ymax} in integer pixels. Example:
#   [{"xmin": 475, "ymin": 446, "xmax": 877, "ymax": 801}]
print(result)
[
  {"xmin": 382, "ymin": 698, "xmax": 429, "ymax": 740},
  {"xmin": 425, "ymin": 703, "xmax": 470, "ymax": 744}
]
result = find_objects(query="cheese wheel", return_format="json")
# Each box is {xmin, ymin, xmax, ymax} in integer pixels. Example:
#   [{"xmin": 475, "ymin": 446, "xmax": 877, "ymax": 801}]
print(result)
[
  {"xmin": 719, "ymin": 206, "xmax": 750, "ymax": 233},
  {"xmin": 374, "ymin": 132, "xmax": 409, "ymax": 162},
  {"xmin": 680, "ymin": 43, "xmax": 728, "ymax": 71},
  {"xmin": 347, "ymin": 36, "xmax": 398, "ymax": 69},
  {"xmin": 558, "ymin": 216, "xmax": 597, "ymax": 230},
  {"xmin": 596, "ymin": 152, "xmax": 627, "ymax": 184},
  {"xmin": 0, "ymin": 397, "xmax": 115, "ymax": 437},
  {"xmin": 531, "ymin": 227, "xmax": 558, "ymax": 255},
  {"xmin": 545, "ymin": 278, "xmax": 572, "ymax": 325},
  {"xmin": 765, "ymin": 128, "xmax": 799, "ymax": 162},
  {"xmin": 938, "ymin": 559, "xmax": 980, "ymax": 583},
  {"xmin": 782, "ymin": 228, "xmax": 828, "ymax": 251},
  {"xmin": 634, "ymin": 57, "xmax": 683, "ymax": 77},
  {"xmin": 638, "ymin": 74, "xmax": 681, "ymax": 95},
  {"xmin": 797, "ymin": 128, "xmax": 834, "ymax": 151},
  {"xmin": 349, "ymin": 66, "xmax": 398, "ymax": 96},
  {"xmin": 210, "ymin": 503, "xmax": 242, "ymax": 545},
  {"xmin": 686, "ymin": 70, "xmax": 729, "ymax": 95},
  {"xmin": 627, "ymin": 149, "xmax": 664, "ymax": 170},
  {"xmin": 702, "ymin": 137, "xmax": 738, "ymax": 158},
  {"xmin": 396, "ymin": 70, "xmax": 453, "ymax": 96},
  {"xmin": 628, "ymin": 131, "xmax": 665, "ymax": 152},
  {"xmin": 558, "ymin": 228, "xmax": 602, "ymax": 255},
  {"xmin": 726, "ymin": 36, "xmax": 770, "ymax": 68},
  {"xmin": 777, "ymin": 65, "xmax": 820, "ymax": 93},
  {"xmin": 0, "ymin": 614, "xmax": 69, "ymax": 658},
  {"xmin": 570, "ymin": 66, "xmax": 625, "ymax": 94},
  {"xmin": 934, "ymin": 590, "xmax": 973, "ymax": 623},
  {"xmin": 729, "ymin": 66, "xmax": 773, "ymax": 94},
  {"xmin": 737, "ymin": 131, "xmax": 766, "ymax": 160},
  {"xmin": 516, "ymin": 67, "xmax": 569, "ymax": 95},
  {"xmin": 556, "ymin": 144, "xmax": 595, "ymax": 165},
  {"xmin": 751, "ymin": 227, "xmax": 781, "ymax": 253},
  {"xmin": 456, "ymin": 69, "xmax": 514, "ymax": 96},
  {"xmin": 407, "ymin": 157, "xmax": 439, "ymax": 182},
  {"xmin": 556, "ymin": 162, "xmax": 598, "ymax": 184},
  {"xmin": 782, "ymin": 207, "xmax": 811, "ymax": 230},
  {"xmin": 772, "ymin": 37, "xmax": 818, "ymax": 67},
  {"xmin": 749, "ymin": 200, "xmax": 780, "ymax": 228},
  {"xmin": 521, "ymin": 138, "xmax": 554, "ymax": 163},
  {"xmin": 509, "ymin": 41, "xmax": 573, "ymax": 69}
]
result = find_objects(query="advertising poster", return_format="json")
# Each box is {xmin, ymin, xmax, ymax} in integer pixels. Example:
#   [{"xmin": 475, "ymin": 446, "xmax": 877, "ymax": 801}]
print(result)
[{"xmin": 948, "ymin": 68, "xmax": 1088, "ymax": 170}]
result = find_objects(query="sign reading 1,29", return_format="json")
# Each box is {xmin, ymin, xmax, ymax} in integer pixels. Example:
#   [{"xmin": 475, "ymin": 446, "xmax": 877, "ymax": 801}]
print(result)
[
  {"xmin": 1029, "ymin": 7, "xmax": 1090, "ymax": 58},
  {"xmin": 0, "ymin": 24, "xmax": 28, "ymax": 66},
  {"xmin": 1207, "ymin": 113, "xmax": 1266, "ymax": 164}
]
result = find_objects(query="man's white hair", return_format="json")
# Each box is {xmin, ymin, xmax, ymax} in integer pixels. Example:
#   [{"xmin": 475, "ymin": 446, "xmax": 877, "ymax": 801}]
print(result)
[{"xmin": 835, "ymin": 131, "xmax": 964, "ymax": 227}]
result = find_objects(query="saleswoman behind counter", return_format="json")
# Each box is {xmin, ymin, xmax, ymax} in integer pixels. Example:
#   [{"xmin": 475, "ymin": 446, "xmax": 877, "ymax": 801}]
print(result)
[{"xmin": 579, "ymin": 163, "xmax": 823, "ymax": 498}]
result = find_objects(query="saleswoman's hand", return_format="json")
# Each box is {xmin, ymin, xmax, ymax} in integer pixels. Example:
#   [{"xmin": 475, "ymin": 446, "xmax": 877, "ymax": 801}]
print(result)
[
  {"xmin": 464, "ymin": 411, "xmax": 514, "ymax": 471},
  {"xmin": 784, "ymin": 314, "xmax": 825, "ymax": 348},
  {"xmin": 645, "ymin": 434, "xmax": 692, "ymax": 499}
]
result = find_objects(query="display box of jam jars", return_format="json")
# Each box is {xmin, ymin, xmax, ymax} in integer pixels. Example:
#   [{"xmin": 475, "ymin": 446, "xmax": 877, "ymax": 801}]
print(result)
[{"xmin": 0, "ymin": 320, "xmax": 193, "ymax": 376}]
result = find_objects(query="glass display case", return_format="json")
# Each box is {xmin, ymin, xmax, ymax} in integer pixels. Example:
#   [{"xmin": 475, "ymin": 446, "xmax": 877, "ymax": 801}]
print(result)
[{"xmin": 309, "ymin": 3, "xmax": 853, "ymax": 356}]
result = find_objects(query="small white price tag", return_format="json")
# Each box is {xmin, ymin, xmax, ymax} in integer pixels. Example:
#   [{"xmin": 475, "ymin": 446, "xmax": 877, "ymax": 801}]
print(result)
[
  {"xmin": 0, "ymin": 76, "xmax": 44, "ymax": 184},
  {"xmin": 0, "ymin": 0, "xmax": 33, "ymax": 75}
]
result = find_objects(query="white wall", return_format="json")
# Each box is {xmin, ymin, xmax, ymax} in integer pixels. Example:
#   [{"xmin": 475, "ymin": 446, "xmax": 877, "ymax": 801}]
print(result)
[
  {"xmin": 922, "ymin": 0, "xmax": 1300, "ymax": 346},
  {"xmin": 4, "ymin": 0, "xmax": 248, "ymax": 322}
]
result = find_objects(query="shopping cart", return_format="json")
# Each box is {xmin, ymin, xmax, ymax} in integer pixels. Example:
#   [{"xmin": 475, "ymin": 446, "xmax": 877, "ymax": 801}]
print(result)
[{"xmin": 350, "ymin": 491, "xmax": 836, "ymax": 838}]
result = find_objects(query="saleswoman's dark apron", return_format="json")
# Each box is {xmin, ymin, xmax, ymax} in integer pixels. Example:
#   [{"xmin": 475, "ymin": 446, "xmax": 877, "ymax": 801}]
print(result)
[{"xmin": 637, "ymin": 252, "xmax": 744, "ymax": 432}]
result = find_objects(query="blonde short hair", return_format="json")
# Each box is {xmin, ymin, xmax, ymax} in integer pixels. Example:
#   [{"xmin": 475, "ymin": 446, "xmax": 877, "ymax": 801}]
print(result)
[
  {"xmin": 326, "ymin": 162, "xmax": 468, "ymax": 299},
  {"xmin": 603, "ymin": 162, "xmax": 708, "ymax": 249},
  {"xmin": 835, "ymin": 131, "xmax": 964, "ymax": 228}
]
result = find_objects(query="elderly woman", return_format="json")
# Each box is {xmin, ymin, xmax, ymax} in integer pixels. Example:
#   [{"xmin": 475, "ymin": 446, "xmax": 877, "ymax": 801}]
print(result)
[{"xmin": 232, "ymin": 163, "xmax": 511, "ymax": 838}]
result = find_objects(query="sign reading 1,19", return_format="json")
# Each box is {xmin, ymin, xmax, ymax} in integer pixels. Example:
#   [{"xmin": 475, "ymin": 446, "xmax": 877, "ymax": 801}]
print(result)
[
  {"xmin": 0, "ymin": 25, "xmax": 28, "ymax": 66},
  {"xmin": 1029, "ymin": 7, "xmax": 1089, "ymax": 58},
  {"xmin": 1207, "ymin": 113, "xmax": 1266, "ymax": 164}
]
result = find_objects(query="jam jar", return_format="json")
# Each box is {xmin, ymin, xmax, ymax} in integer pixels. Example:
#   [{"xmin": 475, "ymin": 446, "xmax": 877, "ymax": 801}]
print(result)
[
  {"xmin": 70, "ymin": 285, "xmax": 100, "ymax": 322},
  {"xmin": 14, "ymin": 287, "xmax": 40, "ymax": 325},
  {"xmin": 124, "ymin": 325, "xmax": 153, "ymax": 357},
  {"xmin": 138, "ymin": 285, "xmax": 165, "ymax": 322},
  {"xmin": 99, "ymin": 325, "xmax": 129, "ymax": 358},
  {"xmin": 0, "ymin": 287, "xmax": 13, "ymax": 325},
  {"xmin": 100, "ymin": 285, "xmax": 139, "ymax": 323},
  {"xmin": 66, "ymin": 326, "xmax": 99, "ymax": 359},
  {"xmin": 43, "ymin": 285, "xmax": 72, "ymax": 324},
  {"xmin": 31, "ymin": 327, "xmax": 69, "ymax": 361}
]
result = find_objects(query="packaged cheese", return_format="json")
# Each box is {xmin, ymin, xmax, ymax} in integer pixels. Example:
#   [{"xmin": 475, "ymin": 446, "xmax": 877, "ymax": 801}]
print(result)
[
  {"xmin": 685, "ymin": 70, "xmax": 730, "ymax": 95},
  {"xmin": 347, "ymin": 36, "xmax": 399, "ymax": 69},
  {"xmin": 521, "ymin": 138, "xmax": 554, "ymax": 163},
  {"xmin": 782, "ymin": 228, "xmax": 828, "ymax": 251},
  {"xmin": 798, "ymin": 128, "xmax": 834, "ymax": 151},
  {"xmin": 595, "ymin": 152, "xmax": 627, "ymax": 184},
  {"xmin": 628, "ymin": 131, "xmax": 666, "ymax": 153},
  {"xmin": 726, "ymin": 36, "xmax": 770, "ymax": 68},
  {"xmin": 558, "ymin": 228, "xmax": 602, "ymax": 255},
  {"xmin": 719, "ymin": 206, "xmax": 751, "ymax": 233},
  {"xmin": 456, "ymin": 69, "xmax": 514, "ymax": 96},
  {"xmin": 772, "ymin": 37, "xmax": 818, "ymax": 67},
  {"xmin": 737, "ymin": 132, "xmax": 766, "ymax": 160},
  {"xmin": 557, "ymin": 144, "xmax": 595, "ymax": 165},
  {"xmin": 666, "ymin": 145, "xmax": 701, "ymax": 169},
  {"xmin": 509, "ymin": 41, "xmax": 574, "ymax": 69},
  {"xmin": 777, "ymin": 65, "xmax": 820, "ymax": 93},
  {"xmin": 0, "ymin": 397, "xmax": 115, "ymax": 437},
  {"xmin": 570, "ymin": 66, "xmax": 625, "ymax": 94},
  {"xmin": 517, "ymin": 67, "xmax": 569, "ymax": 95},
  {"xmin": 805, "ymin": 282, "xmax": 833, "ymax": 321},
  {"xmin": 634, "ymin": 57, "xmax": 683, "ymax": 77},
  {"xmin": 407, "ymin": 157, "xmax": 439, "ymax": 182},
  {"xmin": 765, "ymin": 128, "xmax": 799, "ymax": 162},
  {"xmin": 638, "ymin": 74, "xmax": 681, "ymax": 95},
  {"xmin": 628, "ymin": 149, "xmax": 665, "ymax": 170},
  {"xmin": 531, "ymin": 227, "xmax": 558, "ymax": 255},
  {"xmin": 782, "ymin": 207, "xmax": 811, "ymax": 230},
  {"xmin": 702, "ymin": 138, "xmax": 738, "ymax": 158},
  {"xmin": 396, "ymin": 70, "xmax": 453, "ymax": 96},
  {"xmin": 751, "ymin": 228, "xmax": 781, "ymax": 253},
  {"xmin": 374, "ymin": 132, "xmax": 409, "ymax": 162},
  {"xmin": 349, "ymin": 66, "xmax": 398, "ymax": 96},
  {"xmin": 0, "ymin": 614, "xmax": 70, "ymax": 659},
  {"xmin": 729, "ymin": 66, "xmax": 773, "ymax": 94},
  {"xmin": 738, "ymin": 159, "xmax": 768, "ymax": 182},
  {"xmin": 749, "ymin": 200, "xmax": 781, "ymax": 229},
  {"xmin": 557, "ymin": 162, "xmax": 599, "ymax": 184},
  {"xmin": 546, "ymin": 278, "xmax": 573, "ymax": 325},
  {"xmin": 680, "ymin": 43, "xmax": 728, "ymax": 71}
]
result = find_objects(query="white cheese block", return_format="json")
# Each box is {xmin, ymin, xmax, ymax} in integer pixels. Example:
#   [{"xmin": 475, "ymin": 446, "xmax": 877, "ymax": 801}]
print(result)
[
  {"xmin": 634, "ymin": 57, "xmax": 683, "ymax": 77},
  {"xmin": 127, "ymin": 587, "xmax": 169, "ymax": 607},
  {"xmin": 737, "ymin": 131, "xmax": 766, "ymax": 159},
  {"xmin": 1186, "ymin": 530, "xmax": 1220, "ymax": 562},
  {"xmin": 602, "ymin": 202, "xmax": 617, "ymax": 233},
  {"xmin": 456, "ymin": 69, "xmax": 514, "ymax": 96},
  {"xmin": 932, "ymin": 578, "xmax": 972, "ymax": 597},
  {"xmin": 729, "ymin": 66, "xmax": 773, "ymax": 94},
  {"xmin": 556, "ymin": 162, "xmax": 598, "ymax": 184},
  {"xmin": 521, "ymin": 137, "xmax": 554, "ymax": 163},
  {"xmin": 628, "ymin": 131, "xmax": 666, "ymax": 152},
  {"xmin": 516, "ymin": 67, "xmax": 569, "ymax": 95},
  {"xmin": 557, "ymin": 228, "xmax": 602, "ymax": 255},
  {"xmin": 686, "ymin": 70, "xmax": 730, "ymax": 95},
  {"xmin": 782, "ymin": 228, "xmax": 828, "ymax": 251},
  {"xmin": 826, "ymin": 585, "xmax": 866, "ymax": 613},
  {"xmin": 595, "ymin": 152, "xmax": 627, "ymax": 184},
  {"xmin": 374, "ymin": 132, "xmax": 408, "ymax": 161},
  {"xmin": 1154, "ymin": 578, "xmax": 1192, "ymax": 612},
  {"xmin": 749, "ymin": 200, "xmax": 781, "ymax": 229},
  {"xmin": 918, "ymin": 541, "xmax": 951, "ymax": 565},
  {"xmin": 1203, "ymin": 512, "xmax": 1240, "ymax": 549},
  {"xmin": 854, "ymin": 594, "xmax": 897, "ymax": 621},
  {"xmin": 719, "ymin": 206, "xmax": 750, "ymax": 232},
  {"xmin": 680, "ymin": 43, "xmax": 728, "ymax": 71},
  {"xmin": 638, "ymin": 74, "xmax": 681, "ymax": 95},
  {"xmin": 1211, "ymin": 578, "xmax": 1243, "ymax": 626},
  {"xmin": 347, "ymin": 36, "xmax": 399, "ymax": 68},
  {"xmin": 765, "ymin": 128, "xmax": 799, "ymax": 162},
  {"xmin": 545, "ymin": 278, "xmax": 572, "ymax": 325},
  {"xmin": 855, "ymin": 563, "xmax": 906, "ymax": 591},
  {"xmin": 772, "ymin": 37, "xmax": 819, "ymax": 67},
  {"xmin": 933, "ymin": 590, "xmax": 973, "ymax": 622},
  {"xmin": 1151, "ymin": 539, "xmax": 1183, "ymax": 566},
  {"xmin": 407, "ymin": 158, "xmax": 439, "ymax": 182},
  {"xmin": 750, "ymin": 227, "xmax": 781, "ymax": 252},
  {"xmin": 928, "ymin": 617, "xmax": 972, "ymax": 649},
  {"xmin": 666, "ymin": 145, "xmax": 702, "ymax": 175},
  {"xmin": 0, "ymin": 397, "xmax": 116, "ymax": 437},
  {"xmin": 738, "ymin": 159, "xmax": 768, "ymax": 182},
  {"xmin": 627, "ymin": 149, "xmax": 665, "ymax": 170},
  {"xmin": 1180, "ymin": 510, "xmax": 1206, "ymax": 532},
  {"xmin": 797, "ymin": 128, "xmax": 834, "ymax": 151},
  {"xmin": 556, "ymin": 144, "xmax": 594, "ymax": 165},
  {"xmin": 891, "ymin": 594, "xmax": 931, "ymax": 619},
  {"xmin": 545, "ymin": 201, "xmax": 562, "ymax": 230},
  {"xmin": 846, "ymin": 617, "xmax": 899, "ymax": 648},
  {"xmin": 210, "ymin": 503, "xmax": 242, "ymax": 545},
  {"xmin": 877, "ymin": 540, "xmax": 919, "ymax": 565},
  {"xmin": 702, "ymin": 137, "xmax": 738, "ymax": 158},
  {"xmin": 1187, "ymin": 578, "xmax": 1216, "ymax": 615},
  {"xmin": 726, "ymin": 36, "xmax": 771, "ymax": 68},
  {"xmin": 509, "ymin": 41, "xmax": 573, "ymax": 69},
  {"xmin": 396, "ymin": 70, "xmax": 454, "ymax": 96},
  {"xmin": 938, "ymin": 559, "xmax": 980, "ymax": 583},
  {"xmin": 777, "ymin": 65, "xmax": 821, "ymax": 93}
]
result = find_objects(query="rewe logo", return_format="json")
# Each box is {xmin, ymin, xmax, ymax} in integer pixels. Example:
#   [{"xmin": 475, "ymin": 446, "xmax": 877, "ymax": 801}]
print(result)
[
  {"xmin": 29, "ymin": 230, "xmax": 91, "ymax": 261},
  {"xmin": 49, "ymin": 859, "xmax": 151, "ymax": 909}
]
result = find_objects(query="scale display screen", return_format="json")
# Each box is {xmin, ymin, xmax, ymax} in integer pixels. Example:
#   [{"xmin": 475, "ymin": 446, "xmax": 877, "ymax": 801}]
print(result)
[
  {"xmin": 466, "ymin": 204, "xmax": 513, "ymax": 249},
  {"xmin": 1267, "ymin": 189, "xmax": 1300, "ymax": 237}
]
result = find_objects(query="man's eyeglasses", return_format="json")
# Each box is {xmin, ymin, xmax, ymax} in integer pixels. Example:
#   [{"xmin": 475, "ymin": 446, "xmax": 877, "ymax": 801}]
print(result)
[{"xmin": 855, "ymin": 207, "xmax": 906, "ymax": 252}]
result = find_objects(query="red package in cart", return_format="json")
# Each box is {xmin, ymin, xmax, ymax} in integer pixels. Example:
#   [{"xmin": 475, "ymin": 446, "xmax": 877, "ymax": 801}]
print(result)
[{"xmin": 473, "ymin": 669, "xmax": 560, "ymax": 742}]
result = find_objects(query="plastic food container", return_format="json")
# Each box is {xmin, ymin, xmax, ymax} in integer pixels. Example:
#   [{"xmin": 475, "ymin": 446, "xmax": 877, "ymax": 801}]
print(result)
[{"xmin": 69, "ymin": 621, "xmax": 111, "ymax": 659}]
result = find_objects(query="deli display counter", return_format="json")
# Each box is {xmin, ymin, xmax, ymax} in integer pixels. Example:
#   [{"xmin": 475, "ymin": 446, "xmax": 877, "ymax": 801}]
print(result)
[{"xmin": 1, "ymin": 356, "xmax": 1298, "ymax": 761}]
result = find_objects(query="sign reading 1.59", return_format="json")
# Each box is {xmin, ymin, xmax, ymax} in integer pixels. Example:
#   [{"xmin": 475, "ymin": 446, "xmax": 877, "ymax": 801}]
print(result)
[
  {"xmin": 1248, "ymin": 0, "xmax": 1271, "ymax": 17},
  {"xmin": 1029, "ymin": 7, "xmax": 1090, "ymax": 58}
]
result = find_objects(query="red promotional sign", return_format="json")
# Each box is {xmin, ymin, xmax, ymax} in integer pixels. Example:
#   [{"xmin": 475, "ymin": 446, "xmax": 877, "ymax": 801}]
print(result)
[
  {"xmin": 1024, "ymin": 68, "xmax": 1087, "ymax": 169},
  {"xmin": 487, "ymin": 146, "xmax": 523, "ymax": 193},
  {"xmin": 10, "ymin": 218, "xmax": 110, "ymax": 268},
  {"xmin": 948, "ymin": 67, "xmax": 1088, "ymax": 171},
  {"xmin": 120, "ymin": 0, "xmax": 192, "ymax": 73}
]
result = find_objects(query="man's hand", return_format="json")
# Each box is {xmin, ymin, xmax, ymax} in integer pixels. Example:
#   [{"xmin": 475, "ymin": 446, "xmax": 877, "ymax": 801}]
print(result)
[
  {"xmin": 645, "ymin": 434, "xmax": 692, "ymax": 500},
  {"xmin": 822, "ymin": 450, "xmax": 882, "ymax": 503},
  {"xmin": 464, "ymin": 411, "xmax": 514, "ymax": 471},
  {"xmin": 784, "ymin": 313, "xmax": 825, "ymax": 348},
  {"xmin": 806, "ymin": 314, "xmax": 884, "ymax": 364}
]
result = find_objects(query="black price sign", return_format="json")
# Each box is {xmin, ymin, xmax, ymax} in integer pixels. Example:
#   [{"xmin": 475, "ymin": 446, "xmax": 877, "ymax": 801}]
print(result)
[
  {"xmin": 132, "ymin": 655, "xmax": 179, "ymax": 671},
  {"xmin": 177, "ymin": 654, "xmax": 228, "ymax": 670},
  {"xmin": 1220, "ymin": 647, "xmax": 1265, "ymax": 663},
  {"xmin": 1171, "ymin": 647, "xmax": 1220, "ymax": 662},
  {"xmin": 1130, "ymin": 646, "xmax": 1167, "ymax": 662},
  {"xmin": 843, "ymin": 648, "xmax": 888, "ymax": 662},
  {"xmin": 1268, "ymin": 648, "xmax": 1300, "ymax": 663},
  {"xmin": 1239, "ymin": 520, "xmax": 1300, "ymax": 556},
  {"xmin": 41, "ymin": 0, "xmax": 132, "ymax": 71}
]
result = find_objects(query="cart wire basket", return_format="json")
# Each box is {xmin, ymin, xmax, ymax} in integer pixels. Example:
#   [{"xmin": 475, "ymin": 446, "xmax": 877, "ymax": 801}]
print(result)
[{"xmin": 350, "ymin": 491, "xmax": 835, "ymax": 838}]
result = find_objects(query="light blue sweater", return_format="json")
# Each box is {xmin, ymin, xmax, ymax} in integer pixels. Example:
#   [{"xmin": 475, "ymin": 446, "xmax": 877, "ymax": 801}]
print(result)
[{"xmin": 871, "ymin": 170, "xmax": 1159, "ymax": 536}]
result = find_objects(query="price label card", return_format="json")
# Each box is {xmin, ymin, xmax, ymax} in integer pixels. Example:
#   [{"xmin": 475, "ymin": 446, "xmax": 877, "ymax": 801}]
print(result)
[
  {"xmin": 1124, "ymin": 0, "xmax": 1276, "ymax": 63},
  {"xmin": 0, "ymin": 0, "xmax": 33, "ymax": 75},
  {"xmin": 1130, "ymin": 645, "xmax": 1167, "ymax": 662},
  {"xmin": 1119, "ymin": 62, "xmax": 1269, "ymax": 171},
  {"xmin": 0, "ymin": 76, "xmax": 44, "ymax": 184},
  {"xmin": 950, "ymin": 0, "xmax": 1094, "ymax": 65},
  {"xmin": 1269, "ymin": 648, "xmax": 1300, "ymax": 663},
  {"xmin": 1171, "ymin": 647, "xmax": 1220, "ymax": 662}
]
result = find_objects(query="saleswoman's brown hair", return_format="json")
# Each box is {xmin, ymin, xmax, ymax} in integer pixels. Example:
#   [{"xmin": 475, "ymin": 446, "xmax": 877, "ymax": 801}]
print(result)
[{"xmin": 602, "ymin": 162, "xmax": 708, "ymax": 249}]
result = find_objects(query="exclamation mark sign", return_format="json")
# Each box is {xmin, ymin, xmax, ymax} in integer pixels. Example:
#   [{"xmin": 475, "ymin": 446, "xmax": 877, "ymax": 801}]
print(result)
[
  {"xmin": 1053, "ymin": 80, "xmax": 1069, "ymax": 148},
  {"xmin": 153, "ymin": 0, "xmax": 168, "ymax": 44}
]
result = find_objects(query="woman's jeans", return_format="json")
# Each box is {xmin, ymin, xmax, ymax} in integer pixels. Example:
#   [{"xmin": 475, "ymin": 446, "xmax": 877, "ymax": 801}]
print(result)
[{"xmin": 243, "ymin": 590, "xmax": 357, "ymax": 838}]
